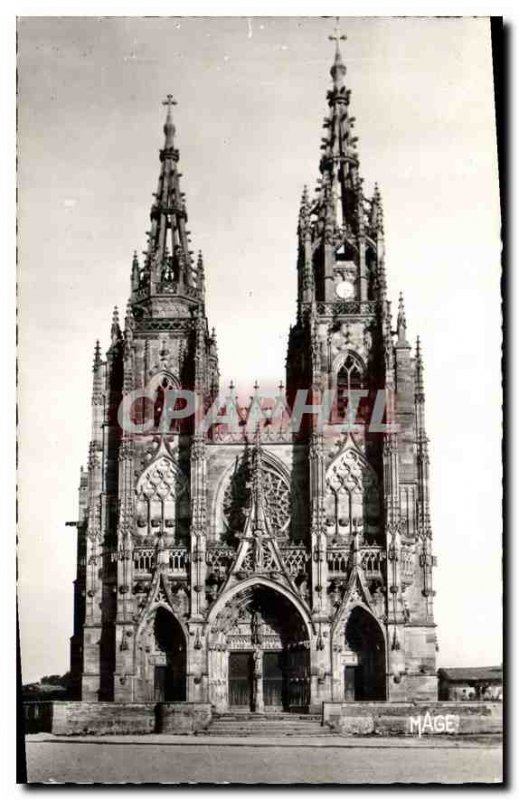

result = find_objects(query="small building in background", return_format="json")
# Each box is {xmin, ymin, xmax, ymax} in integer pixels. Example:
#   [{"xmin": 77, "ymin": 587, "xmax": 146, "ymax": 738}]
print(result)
[{"xmin": 438, "ymin": 667, "xmax": 502, "ymax": 701}]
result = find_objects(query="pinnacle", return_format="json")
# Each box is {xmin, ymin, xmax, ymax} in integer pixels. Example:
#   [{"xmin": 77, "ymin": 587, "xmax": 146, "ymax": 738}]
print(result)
[
  {"xmin": 93, "ymin": 339, "xmax": 102, "ymax": 370},
  {"xmin": 299, "ymin": 185, "xmax": 310, "ymax": 220},
  {"xmin": 415, "ymin": 336, "xmax": 425, "ymax": 394},
  {"xmin": 110, "ymin": 306, "xmax": 122, "ymax": 344},
  {"xmin": 396, "ymin": 293, "xmax": 408, "ymax": 346}
]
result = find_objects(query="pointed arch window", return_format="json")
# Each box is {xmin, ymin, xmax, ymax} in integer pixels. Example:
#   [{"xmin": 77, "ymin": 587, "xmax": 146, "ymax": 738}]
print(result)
[
  {"xmin": 154, "ymin": 375, "xmax": 175, "ymax": 431},
  {"xmin": 336, "ymin": 353, "xmax": 365, "ymax": 420}
]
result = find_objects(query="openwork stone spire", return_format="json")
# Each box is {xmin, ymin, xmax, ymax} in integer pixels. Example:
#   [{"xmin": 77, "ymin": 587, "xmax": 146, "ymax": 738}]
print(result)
[{"xmin": 131, "ymin": 95, "xmax": 205, "ymax": 308}]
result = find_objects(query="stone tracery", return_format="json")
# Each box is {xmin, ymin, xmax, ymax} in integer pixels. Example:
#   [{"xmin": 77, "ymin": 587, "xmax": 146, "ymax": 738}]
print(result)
[
  {"xmin": 135, "ymin": 454, "xmax": 189, "ymax": 541},
  {"xmin": 222, "ymin": 455, "xmax": 292, "ymax": 540}
]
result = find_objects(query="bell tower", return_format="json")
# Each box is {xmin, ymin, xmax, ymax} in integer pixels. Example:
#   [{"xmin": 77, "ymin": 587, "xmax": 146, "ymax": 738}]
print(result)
[
  {"xmin": 75, "ymin": 98, "xmax": 220, "ymax": 702},
  {"xmin": 287, "ymin": 22, "xmax": 438, "ymax": 702}
]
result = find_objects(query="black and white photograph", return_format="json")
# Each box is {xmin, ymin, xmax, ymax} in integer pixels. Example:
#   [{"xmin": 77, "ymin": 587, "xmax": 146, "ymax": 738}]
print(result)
[{"xmin": 15, "ymin": 11, "xmax": 503, "ymax": 785}]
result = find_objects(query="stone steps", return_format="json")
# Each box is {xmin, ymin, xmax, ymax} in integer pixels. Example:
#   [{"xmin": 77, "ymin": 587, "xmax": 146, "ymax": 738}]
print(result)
[{"xmin": 199, "ymin": 712, "xmax": 329, "ymax": 738}]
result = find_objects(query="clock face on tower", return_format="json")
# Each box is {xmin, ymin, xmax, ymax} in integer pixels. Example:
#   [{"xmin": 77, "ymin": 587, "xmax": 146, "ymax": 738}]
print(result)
[{"xmin": 335, "ymin": 279, "xmax": 355, "ymax": 299}]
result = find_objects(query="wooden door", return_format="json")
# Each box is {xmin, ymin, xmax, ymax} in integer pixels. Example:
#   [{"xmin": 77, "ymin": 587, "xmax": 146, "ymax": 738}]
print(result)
[
  {"xmin": 263, "ymin": 651, "xmax": 284, "ymax": 708},
  {"xmin": 285, "ymin": 649, "xmax": 310, "ymax": 710},
  {"xmin": 154, "ymin": 665, "xmax": 167, "ymax": 701},
  {"xmin": 344, "ymin": 665, "xmax": 356, "ymax": 701},
  {"xmin": 229, "ymin": 652, "xmax": 253, "ymax": 708}
]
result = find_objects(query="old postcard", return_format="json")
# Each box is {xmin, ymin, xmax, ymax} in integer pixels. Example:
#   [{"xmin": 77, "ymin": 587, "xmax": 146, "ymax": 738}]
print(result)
[{"xmin": 17, "ymin": 15, "xmax": 503, "ymax": 784}]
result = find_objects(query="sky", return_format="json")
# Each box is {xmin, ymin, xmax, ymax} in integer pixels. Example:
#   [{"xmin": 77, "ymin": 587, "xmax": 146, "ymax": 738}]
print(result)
[{"xmin": 17, "ymin": 16, "xmax": 501, "ymax": 682}]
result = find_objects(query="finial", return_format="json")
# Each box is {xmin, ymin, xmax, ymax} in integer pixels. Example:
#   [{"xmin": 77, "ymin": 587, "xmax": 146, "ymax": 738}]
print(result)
[
  {"xmin": 329, "ymin": 17, "xmax": 346, "ymax": 54},
  {"xmin": 162, "ymin": 94, "xmax": 177, "ymax": 146},
  {"xmin": 162, "ymin": 93, "xmax": 177, "ymax": 110},
  {"xmin": 329, "ymin": 17, "xmax": 347, "ymax": 84}
]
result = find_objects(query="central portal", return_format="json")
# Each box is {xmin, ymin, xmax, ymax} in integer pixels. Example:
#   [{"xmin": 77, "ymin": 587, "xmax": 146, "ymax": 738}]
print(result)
[
  {"xmin": 228, "ymin": 649, "xmax": 310, "ymax": 711},
  {"xmin": 214, "ymin": 585, "xmax": 310, "ymax": 712}
]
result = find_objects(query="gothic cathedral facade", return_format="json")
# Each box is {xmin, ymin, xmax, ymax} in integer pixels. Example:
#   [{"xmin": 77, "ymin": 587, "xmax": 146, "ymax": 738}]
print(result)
[{"xmin": 70, "ymin": 37, "xmax": 438, "ymax": 712}]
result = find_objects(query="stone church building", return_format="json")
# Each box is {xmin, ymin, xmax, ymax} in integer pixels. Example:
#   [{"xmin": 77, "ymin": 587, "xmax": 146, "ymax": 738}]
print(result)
[{"xmin": 70, "ymin": 34, "xmax": 438, "ymax": 714}]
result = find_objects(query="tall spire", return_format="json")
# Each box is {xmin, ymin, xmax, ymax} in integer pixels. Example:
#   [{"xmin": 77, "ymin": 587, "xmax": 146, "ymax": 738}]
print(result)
[
  {"xmin": 306, "ymin": 18, "xmax": 366, "ymax": 303},
  {"xmin": 131, "ymin": 95, "xmax": 200, "ymax": 307}
]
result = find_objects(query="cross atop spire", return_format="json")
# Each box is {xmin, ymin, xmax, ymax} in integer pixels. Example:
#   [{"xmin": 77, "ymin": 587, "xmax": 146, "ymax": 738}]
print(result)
[
  {"xmin": 329, "ymin": 17, "xmax": 347, "ymax": 81},
  {"xmin": 162, "ymin": 94, "xmax": 177, "ymax": 110},
  {"xmin": 162, "ymin": 94, "xmax": 177, "ymax": 147},
  {"xmin": 329, "ymin": 17, "xmax": 346, "ymax": 50}
]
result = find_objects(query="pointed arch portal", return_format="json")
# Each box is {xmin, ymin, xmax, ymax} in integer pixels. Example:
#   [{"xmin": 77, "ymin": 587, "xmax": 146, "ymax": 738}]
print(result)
[
  {"xmin": 210, "ymin": 584, "xmax": 310, "ymax": 712},
  {"xmin": 153, "ymin": 607, "xmax": 187, "ymax": 701},
  {"xmin": 343, "ymin": 606, "xmax": 386, "ymax": 701}
]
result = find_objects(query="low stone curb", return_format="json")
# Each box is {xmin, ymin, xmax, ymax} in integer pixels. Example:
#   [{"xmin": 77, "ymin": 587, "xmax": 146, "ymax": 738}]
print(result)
[{"xmin": 26, "ymin": 732, "xmax": 502, "ymax": 749}]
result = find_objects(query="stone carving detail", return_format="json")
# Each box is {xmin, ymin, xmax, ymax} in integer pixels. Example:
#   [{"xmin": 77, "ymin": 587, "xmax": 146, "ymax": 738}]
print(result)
[
  {"xmin": 240, "ymin": 539, "xmax": 277, "ymax": 574},
  {"xmin": 325, "ymin": 447, "xmax": 379, "ymax": 537}
]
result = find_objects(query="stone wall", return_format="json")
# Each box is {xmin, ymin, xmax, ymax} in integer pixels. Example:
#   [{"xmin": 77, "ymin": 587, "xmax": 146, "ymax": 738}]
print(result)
[
  {"xmin": 23, "ymin": 701, "xmax": 213, "ymax": 735},
  {"xmin": 157, "ymin": 703, "xmax": 212, "ymax": 733},
  {"xmin": 323, "ymin": 701, "xmax": 503, "ymax": 736}
]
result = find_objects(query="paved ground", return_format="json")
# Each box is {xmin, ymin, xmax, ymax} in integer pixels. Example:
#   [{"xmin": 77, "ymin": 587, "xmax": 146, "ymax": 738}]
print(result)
[{"xmin": 24, "ymin": 734, "xmax": 503, "ymax": 784}]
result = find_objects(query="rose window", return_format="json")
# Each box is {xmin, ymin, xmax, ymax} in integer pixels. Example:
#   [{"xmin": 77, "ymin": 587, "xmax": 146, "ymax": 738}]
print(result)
[{"xmin": 223, "ymin": 460, "xmax": 291, "ymax": 537}]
